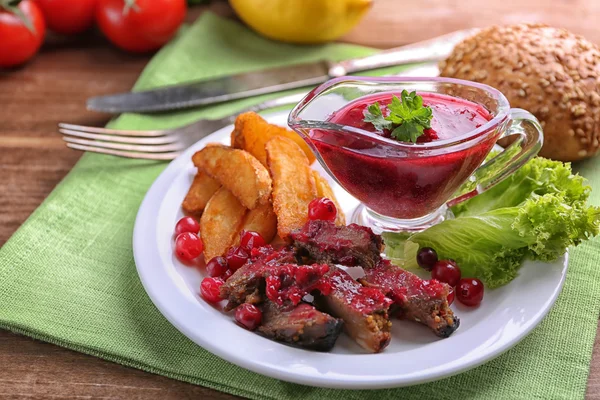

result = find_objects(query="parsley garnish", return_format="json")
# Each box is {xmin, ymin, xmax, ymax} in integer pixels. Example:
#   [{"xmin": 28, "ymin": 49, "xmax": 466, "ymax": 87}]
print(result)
[{"xmin": 362, "ymin": 90, "xmax": 433, "ymax": 143}]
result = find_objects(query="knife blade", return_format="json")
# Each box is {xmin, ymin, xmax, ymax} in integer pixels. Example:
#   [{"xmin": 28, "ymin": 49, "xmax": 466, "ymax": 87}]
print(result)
[
  {"xmin": 88, "ymin": 61, "xmax": 331, "ymax": 113},
  {"xmin": 87, "ymin": 28, "xmax": 479, "ymax": 114}
]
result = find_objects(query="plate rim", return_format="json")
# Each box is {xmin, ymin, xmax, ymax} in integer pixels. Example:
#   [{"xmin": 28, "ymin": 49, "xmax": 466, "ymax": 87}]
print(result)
[{"xmin": 133, "ymin": 110, "xmax": 568, "ymax": 389}]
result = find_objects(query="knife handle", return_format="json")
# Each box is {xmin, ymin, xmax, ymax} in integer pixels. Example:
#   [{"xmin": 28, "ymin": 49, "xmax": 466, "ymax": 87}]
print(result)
[{"xmin": 329, "ymin": 28, "xmax": 480, "ymax": 77}]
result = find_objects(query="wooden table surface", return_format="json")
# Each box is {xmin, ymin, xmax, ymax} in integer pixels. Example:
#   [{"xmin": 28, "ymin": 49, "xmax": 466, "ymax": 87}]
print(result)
[{"xmin": 1, "ymin": 1, "xmax": 599, "ymax": 398}]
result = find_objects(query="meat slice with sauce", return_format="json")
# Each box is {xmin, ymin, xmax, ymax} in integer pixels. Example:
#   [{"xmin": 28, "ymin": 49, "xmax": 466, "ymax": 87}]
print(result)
[
  {"xmin": 258, "ymin": 300, "xmax": 343, "ymax": 352},
  {"xmin": 220, "ymin": 246, "xmax": 330, "ymax": 311},
  {"xmin": 290, "ymin": 220, "xmax": 383, "ymax": 268},
  {"xmin": 219, "ymin": 246, "xmax": 296, "ymax": 311},
  {"xmin": 290, "ymin": 221, "xmax": 459, "ymax": 338},
  {"xmin": 360, "ymin": 260, "xmax": 459, "ymax": 338},
  {"xmin": 221, "ymin": 246, "xmax": 344, "ymax": 351},
  {"xmin": 316, "ymin": 267, "xmax": 392, "ymax": 353}
]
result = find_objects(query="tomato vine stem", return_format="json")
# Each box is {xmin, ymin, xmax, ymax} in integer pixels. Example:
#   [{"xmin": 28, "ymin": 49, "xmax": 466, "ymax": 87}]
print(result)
[{"xmin": 0, "ymin": 0, "xmax": 35, "ymax": 33}]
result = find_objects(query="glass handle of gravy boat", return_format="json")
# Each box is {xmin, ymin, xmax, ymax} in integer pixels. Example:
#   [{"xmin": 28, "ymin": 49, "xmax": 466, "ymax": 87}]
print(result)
[{"xmin": 447, "ymin": 108, "xmax": 544, "ymax": 208}]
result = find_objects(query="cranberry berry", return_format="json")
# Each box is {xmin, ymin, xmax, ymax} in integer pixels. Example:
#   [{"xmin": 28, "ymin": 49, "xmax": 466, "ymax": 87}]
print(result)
[
  {"xmin": 416, "ymin": 247, "xmax": 438, "ymax": 271},
  {"xmin": 175, "ymin": 232, "xmax": 203, "ymax": 261},
  {"xmin": 206, "ymin": 256, "xmax": 228, "ymax": 278},
  {"xmin": 174, "ymin": 216, "xmax": 200, "ymax": 236},
  {"xmin": 456, "ymin": 278, "xmax": 484, "ymax": 307},
  {"xmin": 431, "ymin": 259, "xmax": 461, "ymax": 287},
  {"xmin": 308, "ymin": 197, "xmax": 337, "ymax": 222},
  {"xmin": 200, "ymin": 277, "xmax": 224, "ymax": 304},
  {"xmin": 235, "ymin": 303, "xmax": 262, "ymax": 331},
  {"xmin": 240, "ymin": 230, "xmax": 266, "ymax": 252},
  {"xmin": 226, "ymin": 246, "xmax": 249, "ymax": 271}
]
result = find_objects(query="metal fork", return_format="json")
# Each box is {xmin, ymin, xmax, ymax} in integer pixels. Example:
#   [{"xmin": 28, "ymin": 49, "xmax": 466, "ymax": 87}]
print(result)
[{"xmin": 59, "ymin": 92, "xmax": 306, "ymax": 160}]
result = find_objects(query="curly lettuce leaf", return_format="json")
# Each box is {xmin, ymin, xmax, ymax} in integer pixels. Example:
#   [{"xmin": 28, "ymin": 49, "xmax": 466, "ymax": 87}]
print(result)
[
  {"xmin": 403, "ymin": 192, "xmax": 600, "ymax": 288},
  {"xmin": 512, "ymin": 193, "xmax": 600, "ymax": 261},
  {"xmin": 385, "ymin": 156, "xmax": 600, "ymax": 287},
  {"xmin": 452, "ymin": 156, "xmax": 590, "ymax": 217}
]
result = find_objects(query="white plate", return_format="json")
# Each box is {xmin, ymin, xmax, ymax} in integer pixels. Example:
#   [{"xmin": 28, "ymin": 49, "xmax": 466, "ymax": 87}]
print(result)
[{"xmin": 133, "ymin": 111, "xmax": 568, "ymax": 389}]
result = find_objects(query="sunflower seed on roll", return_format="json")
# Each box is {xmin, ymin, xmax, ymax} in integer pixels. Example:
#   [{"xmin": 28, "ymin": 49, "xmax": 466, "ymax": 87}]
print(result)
[{"xmin": 439, "ymin": 23, "xmax": 600, "ymax": 161}]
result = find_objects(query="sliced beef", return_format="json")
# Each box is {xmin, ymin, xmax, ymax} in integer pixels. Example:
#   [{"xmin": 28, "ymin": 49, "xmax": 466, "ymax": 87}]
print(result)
[
  {"xmin": 258, "ymin": 300, "xmax": 343, "ymax": 352},
  {"xmin": 316, "ymin": 267, "xmax": 392, "ymax": 353},
  {"xmin": 220, "ymin": 246, "xmax": 294, "ymax": 310},
  {"xmin": 220, "ymin": 246, "xmax": 329, "ymax": 311},
  {"xmin": 360, "ymin": 260, "xmax": 459, "ymax": 338},
  {"xmin": 291, "ymin": 221, "xmax": 459, "ymax": 339},
  {"xmin": 290, "ymin": 220, "xmax": 383, "ymax": 268}
]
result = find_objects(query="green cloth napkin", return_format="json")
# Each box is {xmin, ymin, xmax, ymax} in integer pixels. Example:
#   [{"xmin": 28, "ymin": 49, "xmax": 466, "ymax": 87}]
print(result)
[{"xmin": 1, "ymin": 13, "xmax": 600, "ymax": 400}]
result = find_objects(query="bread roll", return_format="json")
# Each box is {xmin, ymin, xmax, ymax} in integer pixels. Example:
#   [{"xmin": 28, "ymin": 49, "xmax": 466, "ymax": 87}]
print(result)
[{"xmin": 440, "ymin": 24, "xmax": 600, "ymax": 161}]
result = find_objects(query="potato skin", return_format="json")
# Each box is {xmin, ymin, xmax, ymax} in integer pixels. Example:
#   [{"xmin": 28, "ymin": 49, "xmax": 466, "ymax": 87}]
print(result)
[
  {"xmin": 266, "ymin": 136, "xmax": 318, "ymax": 241},
  {"xmin": 181, "ymin": 170, "xmax": 220, "ymax": 217},
  {"xmin": 193, "ymin": 144, "xmax": 272, "ymax": 209},
  {"xmin": 200, "ymin": 187, "xmax": 247, "ymax": 260},
  {"xmin": 439, "ymin": 23, "xmax": 600, "ymax": 161},
  {"xmin": 231, "ymin": 111, "xmax": 316, "ymax": 165}
]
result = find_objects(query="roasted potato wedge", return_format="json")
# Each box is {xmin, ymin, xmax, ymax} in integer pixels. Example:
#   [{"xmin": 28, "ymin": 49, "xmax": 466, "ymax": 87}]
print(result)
[
  {"xmin": 201, "ymin": 187, "xmax": 247, "ymax": 260},
  {"xmin": 232, "ymin": 201, "xmax": 278, "ymax": 246},
  {"xmin": 312, "ymin": 170, "xmax": 346, "ymax": 226},
  {"xmin": 181, "ymin": 170, "xmax": 221, "ymax": 216},
  {"xmin": 266, "ymin": 136, "xmax": 318, "ymax": 240},
  {"xmin": 193, "ymin": 144, "xmax": 272, "ymax": 210},
  {"xmin": 231, "ymin": 111, "xmax": 316, "ymax": 166}
]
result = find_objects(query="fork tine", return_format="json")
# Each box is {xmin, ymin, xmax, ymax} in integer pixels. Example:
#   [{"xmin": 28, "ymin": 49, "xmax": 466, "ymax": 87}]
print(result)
[
  {"xmin": 58, "ymin": 123, "xmax": 167, "ymax": 137},
  {"xmin": 60, "ymin": 129, "xmax": 177, "ymax": 144},
  {"xmin": 65, "ymin": 143, "xmax": 179, "ymax": 160},
  {"xmin": 63, "ymin": 136, "xmax": 183, "ymax": 153}
]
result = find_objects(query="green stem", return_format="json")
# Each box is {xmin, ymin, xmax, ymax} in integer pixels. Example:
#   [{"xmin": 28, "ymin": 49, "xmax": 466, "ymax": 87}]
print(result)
[
  {"xmin": 0, "ymin": 0, "xmax": 35, "ymax": 34},
  {"xmin": 0, "ymin": 0, "xmax": 21, "ymax": 9}
]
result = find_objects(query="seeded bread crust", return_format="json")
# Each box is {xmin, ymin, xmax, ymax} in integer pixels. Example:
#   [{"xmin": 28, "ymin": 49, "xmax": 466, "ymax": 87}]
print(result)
[{"xmin": 439, "ymin": 23, "xmax": 600, "ymax": 161}]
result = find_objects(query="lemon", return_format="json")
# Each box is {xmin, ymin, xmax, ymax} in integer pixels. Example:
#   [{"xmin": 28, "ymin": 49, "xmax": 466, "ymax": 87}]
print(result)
[{"xmin": 229, "ymin": 0, "xmax": 373, "ymax": 44}]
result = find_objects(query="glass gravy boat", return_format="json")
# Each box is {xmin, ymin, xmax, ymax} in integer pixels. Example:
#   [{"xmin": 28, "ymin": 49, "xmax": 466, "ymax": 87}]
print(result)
[{"xmin": 288, "ymin": 77, "xmax": 543, "ymax": 233}]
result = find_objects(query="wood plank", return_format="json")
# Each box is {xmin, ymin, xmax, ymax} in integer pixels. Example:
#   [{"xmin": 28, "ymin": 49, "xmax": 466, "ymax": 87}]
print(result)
[
  {"xmin": 0, "ymin": 331, "xmax": 239, "ymax": 400},
  {"xmin": 343, "ymin": 0, "xmax": 600, "ymax": 47}
]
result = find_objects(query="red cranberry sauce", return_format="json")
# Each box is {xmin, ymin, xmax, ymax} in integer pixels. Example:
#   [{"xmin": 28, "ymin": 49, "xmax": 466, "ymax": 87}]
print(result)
[
  {"xmin": 239, "ymin": 245, "xmax": 391, "ymax": 313},
  {"xmin": 265, "ymin": 264, "xmax": 331, "ymax": 306},
  {"xmin": 328, "ymin": 268, "xmax": 393, "ymax": 315},
  {"xmin": 232, "ymin": 246, "xmax": 328, "ymax": 307},
  {"xmin": 363, "ymin": 260, "xmax": 450, "ymax": 306},
  {"xmin": 310, "ymin": 92, "xmax": 498, "ymax": 219}
]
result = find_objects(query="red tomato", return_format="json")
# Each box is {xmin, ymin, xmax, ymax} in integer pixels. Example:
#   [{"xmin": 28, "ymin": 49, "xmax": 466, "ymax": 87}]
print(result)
[
  {"xmin": 0, "ymin": 1, "xmax": 46, "ymax": 68},
  {"xmin": 96, "ymin": 0, "xmax": 186, "ymax": 53},
  {"xmin": 33, "ymin": 0, "xmax": 96, "ymax": 34}
]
